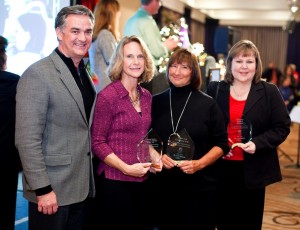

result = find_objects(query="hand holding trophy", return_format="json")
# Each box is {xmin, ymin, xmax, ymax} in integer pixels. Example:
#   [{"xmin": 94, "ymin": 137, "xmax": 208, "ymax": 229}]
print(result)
[
  {"xmin": 228, "ymin": 118, "xmax": 252, "ymax": 149},
  {"xmin": 137, "ymin": 129, "xmax": 163, "ymax": 173}
]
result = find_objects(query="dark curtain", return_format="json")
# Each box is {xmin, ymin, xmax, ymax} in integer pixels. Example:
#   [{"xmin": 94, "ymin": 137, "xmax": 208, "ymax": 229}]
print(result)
[
  {"xmin": 286, "ymin": 22, "xmax": 300, "ymax": 71},
  {"xmin": 204, "ymin": 18, "xmax": 219, "ymax": 60}
]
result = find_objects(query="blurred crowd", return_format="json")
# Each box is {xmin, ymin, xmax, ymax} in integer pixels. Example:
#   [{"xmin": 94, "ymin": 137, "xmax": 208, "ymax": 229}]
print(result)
[{"xmin": 262, "ymin": 60, "xmax": 300, "ymax": 112}]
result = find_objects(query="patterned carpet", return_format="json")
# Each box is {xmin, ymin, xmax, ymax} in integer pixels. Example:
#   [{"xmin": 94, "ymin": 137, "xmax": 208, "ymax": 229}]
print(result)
[{"xmin": 262, "ymin": 123, "xmax": 300, "ymax": 229}]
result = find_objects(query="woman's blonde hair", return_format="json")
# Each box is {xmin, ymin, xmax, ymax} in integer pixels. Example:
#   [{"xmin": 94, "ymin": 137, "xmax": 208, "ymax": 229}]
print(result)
[
  {"xmin": 92, "ymin": 0, "xmax": 120, "ymax": 41},
  {"xmin": 107, "ymin": 35, "xmax": 156, "ymax": 83},
  {"xmin": 225, "ymin": 40, "xmax": 262, "ymax": 84}
]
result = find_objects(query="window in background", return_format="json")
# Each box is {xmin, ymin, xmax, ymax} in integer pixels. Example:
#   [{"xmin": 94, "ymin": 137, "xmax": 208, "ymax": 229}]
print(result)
[{"xmin": 1, "ymin": 0, "xmax": 70, "ymax": 76}]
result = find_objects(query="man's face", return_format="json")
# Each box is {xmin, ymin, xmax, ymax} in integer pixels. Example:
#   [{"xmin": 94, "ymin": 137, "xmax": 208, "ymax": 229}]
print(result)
[
  {"xmin": 56, "ymin": 14, "xmax": 93, "ymax": 65},
  {"xmin": 148, "ymin": 0, "xmax": 162, "ymax": 15}
]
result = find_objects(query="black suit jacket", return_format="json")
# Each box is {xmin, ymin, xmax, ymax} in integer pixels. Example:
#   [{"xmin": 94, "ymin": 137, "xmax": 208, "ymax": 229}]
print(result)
[
  {"xmin": 0, "ymin": 70, "xmax": 21, "ymax": 168},
  {"xmin": 206, "ymin": 80, "xmax": 291, "ymax": 189}
]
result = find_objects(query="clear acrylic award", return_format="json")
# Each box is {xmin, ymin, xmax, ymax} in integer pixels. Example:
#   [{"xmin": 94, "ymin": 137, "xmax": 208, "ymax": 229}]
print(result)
[
  {"xmin": 137, "ymin": 129, "xmax": 163, "ymax": 170},
  {"xmin": 228, "ymin": 118, "xmax": 252, "ymax": 149},
  {"xmin": 166, "ymin": 128, "xmax": 195, "ymax": 163}
]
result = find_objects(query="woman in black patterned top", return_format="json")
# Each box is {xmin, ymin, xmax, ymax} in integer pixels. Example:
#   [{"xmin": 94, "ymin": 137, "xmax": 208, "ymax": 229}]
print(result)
[{"xmin": 151, "ymin": 48, "xmax": 229, "ymax": 230}]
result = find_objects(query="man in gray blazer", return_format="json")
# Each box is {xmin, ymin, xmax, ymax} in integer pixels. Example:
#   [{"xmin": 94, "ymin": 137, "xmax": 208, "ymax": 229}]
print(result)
[{"xmin": 15, "ymin": 5, "xmax": 96, "ymax": 230}]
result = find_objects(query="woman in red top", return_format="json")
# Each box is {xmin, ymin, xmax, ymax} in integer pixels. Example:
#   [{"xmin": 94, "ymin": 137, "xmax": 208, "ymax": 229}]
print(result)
[{"xmin": 206, "ymin": 40, "xmax": 291, "ymax": 230}]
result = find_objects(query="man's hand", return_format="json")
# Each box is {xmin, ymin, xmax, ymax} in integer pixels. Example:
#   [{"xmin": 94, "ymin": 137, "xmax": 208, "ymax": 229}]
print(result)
[
  {"xmin": 163, "ymin": 37, "xmax": 179, "ymax": 51},
  {"xmin": 37, "ymin": 191, "xmax": 59, "ymax": 215}
]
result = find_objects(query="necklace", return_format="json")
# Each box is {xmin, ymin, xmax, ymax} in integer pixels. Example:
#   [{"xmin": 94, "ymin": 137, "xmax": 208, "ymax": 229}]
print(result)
[
  {"xmin": 169, "ymin": 89, "xmax": 192, "ymax": 144},
  {"xmin": 129, "ymin": 88, "xmax": 140, "ymax": 107},
  {"xmin": 231, "ymin": 85, "xmax": 249, "ymax": 100}
]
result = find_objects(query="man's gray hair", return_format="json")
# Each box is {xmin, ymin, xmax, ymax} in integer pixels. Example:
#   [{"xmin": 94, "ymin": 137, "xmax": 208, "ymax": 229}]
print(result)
[{"xmin": 55, "ymin": 5, "xmax": 94, "ymax": 29}]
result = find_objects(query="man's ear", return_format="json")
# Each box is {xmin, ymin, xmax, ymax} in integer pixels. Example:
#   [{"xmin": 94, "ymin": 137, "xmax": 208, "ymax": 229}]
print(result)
[{"xmin": 56, "ymin": 27, "xmax": 63, "ymax": 41}]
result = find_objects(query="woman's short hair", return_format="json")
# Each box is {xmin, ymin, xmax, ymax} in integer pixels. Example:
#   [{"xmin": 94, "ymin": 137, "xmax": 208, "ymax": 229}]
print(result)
[
  {"xmin": 224, "ymin": 40, "xmax": 262, "ymax": 84},
  {"xmin": 107, "ymin": 35, "xmax": 156, "ymax": 83},
  {"xmin": 166, "ymin": 48, "xmax": 201, "ymax": 90}
]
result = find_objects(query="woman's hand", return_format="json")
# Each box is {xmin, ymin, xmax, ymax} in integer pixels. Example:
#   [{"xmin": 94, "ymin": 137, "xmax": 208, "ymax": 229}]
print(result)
[
  {"xmin": 150, "ymin": 158, "xmax": 163, "ymax": 173},
  {"xmin": 177, "ymin": 160, "xmax": 197, "ymax": 174},
  {"xmin": 239, "ymin": 141, "xmax": 256, "ymax": 154},
  {"xmin": 127, "ymin": 162, "xmax": 151, "ymax": 177},
  {"xmin": 161, "ymin": 154, "xmax": 177, "ymax": 169}
]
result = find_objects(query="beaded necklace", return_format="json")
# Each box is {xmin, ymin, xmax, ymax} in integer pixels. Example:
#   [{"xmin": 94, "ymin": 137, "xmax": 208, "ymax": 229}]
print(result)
[{"xmin": 129, "ymin": 88, "xmax": 140, "ymax": 107}]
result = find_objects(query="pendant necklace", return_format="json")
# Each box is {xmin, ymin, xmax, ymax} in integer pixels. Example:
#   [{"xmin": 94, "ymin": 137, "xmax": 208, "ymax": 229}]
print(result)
[
  {"xmin": 168, "ymin": 89, "xmax": 192, "ymax": 146},
  {"xmin": 129, "ymin": 88, "xmax": 140, "ymax": 107},
  {"xmin": 231, "ymin": 85, "xmax": 250, "ymax": 100}
]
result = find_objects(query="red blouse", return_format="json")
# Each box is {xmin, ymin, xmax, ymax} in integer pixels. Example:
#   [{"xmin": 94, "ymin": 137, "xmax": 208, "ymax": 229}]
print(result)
[{"xmin": 224, "ymin": 95, "xmax": 246, "ymax": 161}]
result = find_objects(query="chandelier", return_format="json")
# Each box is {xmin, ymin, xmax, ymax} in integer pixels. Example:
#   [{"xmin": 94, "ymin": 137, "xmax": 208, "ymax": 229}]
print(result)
[{"xmin": 288, "ymin": 0, "xmax": 299, "ymax": 13}]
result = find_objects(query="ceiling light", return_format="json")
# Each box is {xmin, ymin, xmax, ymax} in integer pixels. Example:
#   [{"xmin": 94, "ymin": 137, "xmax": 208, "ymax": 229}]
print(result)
[
  {"xmin": 291, "ymin": 5, "xmax": 298, "ymax": 13},
  {"xmin": 288, "ymin": 0, "xmax": 299, "ymax": 13}
]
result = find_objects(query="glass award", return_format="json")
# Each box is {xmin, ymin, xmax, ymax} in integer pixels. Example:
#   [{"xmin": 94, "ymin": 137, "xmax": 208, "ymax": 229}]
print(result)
[
  {"xmin": 228, "ymin": 118, "xmax": 252, "ymax": 149},
  {"xmin": 166, "ymin": 128, "xmax": 195, "ymax": 163},
  {"xmin": 137, "ymin": 129, "xmax": 163, "ymax": 170}
]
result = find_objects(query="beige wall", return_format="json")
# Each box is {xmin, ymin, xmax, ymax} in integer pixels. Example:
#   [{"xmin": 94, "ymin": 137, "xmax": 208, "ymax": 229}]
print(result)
[{"xmin": 118, "ymin": 0, "xmax": 140, "ymax": 38}]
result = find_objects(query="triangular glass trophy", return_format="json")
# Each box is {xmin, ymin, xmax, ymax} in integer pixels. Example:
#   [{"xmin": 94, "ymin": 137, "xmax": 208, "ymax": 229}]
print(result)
[
  {"xmin": 137, "ymin": 128, "xmax": 163, "ymax": 170},
  {"xmin": 166, "ymin": 128, "xmax": 195, "ymax": 162}
]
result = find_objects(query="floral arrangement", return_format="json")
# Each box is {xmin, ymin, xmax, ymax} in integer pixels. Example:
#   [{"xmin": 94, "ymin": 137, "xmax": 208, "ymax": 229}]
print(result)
[{"xmin": 158, "ymin": 17, "xmax": 206, "ymax": 73}]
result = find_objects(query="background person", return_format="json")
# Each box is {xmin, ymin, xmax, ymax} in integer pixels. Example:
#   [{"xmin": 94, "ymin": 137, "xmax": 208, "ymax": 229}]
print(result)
[
  {"xmin": 88, "ymin": 0, "xmax": 121, "ymax": 92},
  {"xmin": 278, "ymin": 64, "xmax": 298, "ymax": 112},
  {"xmin": 262, "ymin": 60, "xmax": 282, "ymax": 86},
  {"xmin": 206, "ymin": 40, "xmax": 291, "ymax": 230},
  {"xmin": 0, "ymin": 35, "xmax": 21, "ymax": 230},
  {"xmin": 151, "ymin": 48, "xmax": 229, "ymax": 230},
  {"xmin": 123, "ymin": 0, "xmax": 179, "ymax": 94},
  {"xmin": 91, "ymin": 35, "xmax": 160, "ymax": 230},
  {"xmin": 278, "ymin": 74, "xmax": 295, "ymax": 112},
  {"xmin": 15, "ymin": 5, "xmax": 96, "ymax": 230}
]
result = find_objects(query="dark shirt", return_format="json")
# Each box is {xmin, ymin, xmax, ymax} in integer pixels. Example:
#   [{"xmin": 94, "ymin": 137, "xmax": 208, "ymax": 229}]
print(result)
[
  {"xmin": 152, "ymin": 84, "xmax": 229, "ymax": 190},
  {"xmin": 55, "ymin": 48, "xmax": 94, "ymax": 121},
  {"xmin": 0, "ymin": 70, "xmax": 21, "ymax": 169}
]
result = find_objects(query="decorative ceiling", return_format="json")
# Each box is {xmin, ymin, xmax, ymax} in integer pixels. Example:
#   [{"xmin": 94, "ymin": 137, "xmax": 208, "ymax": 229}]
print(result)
[{"xmin": 180, "ymin": 0, "xmax": 300, "ymax": 27}]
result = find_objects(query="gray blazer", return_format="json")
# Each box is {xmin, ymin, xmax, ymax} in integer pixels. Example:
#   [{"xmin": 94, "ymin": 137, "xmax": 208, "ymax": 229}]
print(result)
[{"xmin": 15, "ymin": 50, "xmax": 96, "ymax": 206}]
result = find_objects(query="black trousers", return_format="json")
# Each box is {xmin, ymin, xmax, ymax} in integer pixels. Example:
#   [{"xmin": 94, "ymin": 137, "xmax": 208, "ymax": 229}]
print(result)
[
  {"xmin": 89, "ymin": 173, "xmax": 153, "ymax": 230},
  {"xmin": 215, "ymin": 160, "xmax": 265, "ymax": 230},
  {"xmin": 156, "ymin": 184, "xmax": 216, "ymax": 230},
  {"xmin": 0, "ymin": 166, "xmax": 19, "ymax": 230},
  {"xmin": 29, "ymin": 197, "xmax": 91, "ymax": 230}
]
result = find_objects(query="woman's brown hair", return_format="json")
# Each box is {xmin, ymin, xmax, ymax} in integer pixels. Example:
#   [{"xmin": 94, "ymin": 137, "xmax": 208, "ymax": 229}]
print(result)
[
  {"xmin": 92, "ymin": 0, "xmax": 120, "ymax": 41},
  {"xmin": 166, "ymin": 48, "xmax": 201, "ymax": 90},
  {"xmin": 224, "ymin": 40, "xmax": 262, "ymax": 84}
]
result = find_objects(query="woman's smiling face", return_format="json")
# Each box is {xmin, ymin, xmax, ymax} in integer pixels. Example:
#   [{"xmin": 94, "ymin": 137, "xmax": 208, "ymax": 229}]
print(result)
[
  {"xmin": 231, "ymin": 52, "xmax": 256, "ymax": 83},
  {"xmin": 168, "ymin": 62, "xmax": 192, "ymax": 87}
]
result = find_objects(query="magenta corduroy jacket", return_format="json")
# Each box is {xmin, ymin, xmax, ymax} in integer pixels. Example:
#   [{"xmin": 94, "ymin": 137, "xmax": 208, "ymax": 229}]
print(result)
[{"xmin": 91, "ymin": 80, "xmax": 152, "ymax": 182}]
